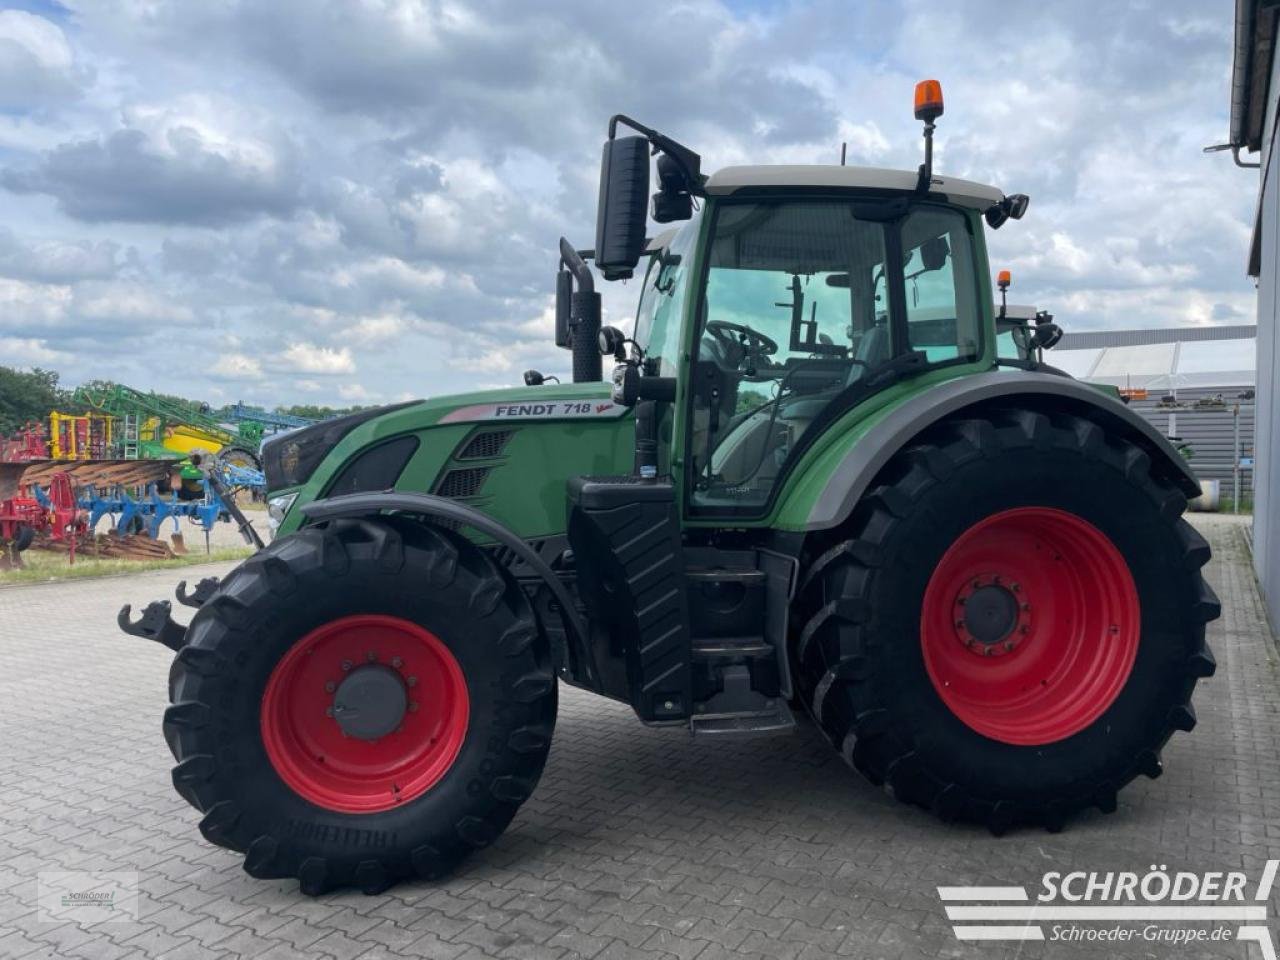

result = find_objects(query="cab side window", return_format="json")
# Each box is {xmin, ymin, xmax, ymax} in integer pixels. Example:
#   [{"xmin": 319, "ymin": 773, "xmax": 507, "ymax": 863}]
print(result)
[{"xmin": 901, "ymin": 208, "xmax": 981, "ymax": 363}]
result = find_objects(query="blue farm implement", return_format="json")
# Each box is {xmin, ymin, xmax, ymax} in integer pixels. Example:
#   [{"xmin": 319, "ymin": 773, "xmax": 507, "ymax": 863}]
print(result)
[{"xmin": 0, "ymin": 455, "xmax": 262, "ymax": 565}]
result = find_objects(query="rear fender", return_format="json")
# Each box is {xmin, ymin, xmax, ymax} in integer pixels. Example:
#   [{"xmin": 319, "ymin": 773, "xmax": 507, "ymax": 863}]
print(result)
[{"xmin": 798, "ymin": 370, "xmax": 1199, "ymax": 532}]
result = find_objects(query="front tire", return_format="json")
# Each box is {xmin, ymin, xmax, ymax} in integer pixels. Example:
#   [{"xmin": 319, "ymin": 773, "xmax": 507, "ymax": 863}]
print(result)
[
  {"xmin": 795, "ymin": 409, "xmax": 1219, "ymax": 833},
  {"xmin": 164, "ymin": 517, "xmax": 556, "ymax": 894}
]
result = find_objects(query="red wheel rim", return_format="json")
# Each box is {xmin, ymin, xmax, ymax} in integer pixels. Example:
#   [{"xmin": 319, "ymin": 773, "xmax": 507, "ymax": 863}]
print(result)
[
  {"xmin": 920, "ymin": 507, "xmax": 1139, "ymax": 746},
  {"xmin": 260, "ymin": 615, "xmax": 469, "ymax": 813}
]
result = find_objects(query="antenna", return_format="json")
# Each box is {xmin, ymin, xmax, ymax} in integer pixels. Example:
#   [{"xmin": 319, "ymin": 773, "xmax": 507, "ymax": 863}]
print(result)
[{"xmin": 840, "ymin": 142, "xmax": 847, "ymax": 166}]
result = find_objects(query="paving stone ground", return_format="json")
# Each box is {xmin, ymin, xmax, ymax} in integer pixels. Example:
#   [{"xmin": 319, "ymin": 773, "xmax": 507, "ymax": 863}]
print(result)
[{"xmin": 0, "ymin": 513, "xmax": 1276, "ymax": 960}]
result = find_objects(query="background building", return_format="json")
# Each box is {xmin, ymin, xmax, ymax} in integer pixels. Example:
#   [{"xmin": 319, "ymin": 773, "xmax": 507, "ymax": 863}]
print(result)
[
  {"xmin": 1227, "ymin": 0, "xmax": 1279, "ymax": 630},
  {"xmin": 1052, "ymin": 325, "xmax": 1256, "ymax": 500}
]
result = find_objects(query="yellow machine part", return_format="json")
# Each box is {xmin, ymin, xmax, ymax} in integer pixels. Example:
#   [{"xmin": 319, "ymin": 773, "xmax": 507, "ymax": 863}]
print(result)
[
  {"xmin": 160, "ymin": 423, "xmax": 229, "ymax": 457},
  {"xmin": 48, "ymin": 411, "xmax": 115, "ymax": 460}
]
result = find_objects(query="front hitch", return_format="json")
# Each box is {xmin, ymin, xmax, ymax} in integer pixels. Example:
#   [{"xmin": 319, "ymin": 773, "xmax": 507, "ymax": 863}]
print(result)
[
  {"xmin": 118, "ymin": 600, "xmax": 187, "ymax": 652},
  {"xmin": 118, "ymin": 576, "xmax": 224, "ymax": 651}
]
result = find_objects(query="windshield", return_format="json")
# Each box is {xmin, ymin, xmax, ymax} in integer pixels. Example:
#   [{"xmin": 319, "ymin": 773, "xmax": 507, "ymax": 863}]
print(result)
[
  {"xmin": 633, "ymin": 214, "xmax": 700, "ymax": 377},
  {"xmin": 689, "ymin": 200, "xmax": 982, "ymax": 515}
]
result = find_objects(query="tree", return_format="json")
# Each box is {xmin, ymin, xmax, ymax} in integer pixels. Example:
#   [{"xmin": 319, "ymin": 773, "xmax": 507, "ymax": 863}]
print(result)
[
  {"xmin": 0, "ymin": 367, "xmax": 67, "ymax": 435},
  {"xmin": 275, "ymin": 403, "xmax": 369, "ymax": 420}
]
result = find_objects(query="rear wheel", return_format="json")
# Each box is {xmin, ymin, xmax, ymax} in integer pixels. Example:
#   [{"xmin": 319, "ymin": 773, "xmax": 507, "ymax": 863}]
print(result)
[
  {"xmin": 795, "ymin": 409, "xmax": 1219, "ymax": 832},
  {"xmin": 12, "ymin": 522, "xmax": 35, "ymax": 552},
  {"xmin": 165, "ymin": 517, "xmax": 556, "ymax": 893}
]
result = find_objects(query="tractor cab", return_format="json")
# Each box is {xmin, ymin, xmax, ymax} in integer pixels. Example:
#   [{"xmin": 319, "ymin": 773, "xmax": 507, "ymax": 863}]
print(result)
[{"xmin": 558, "ymin": 85, "xmax": 1028, "ymax": 523}]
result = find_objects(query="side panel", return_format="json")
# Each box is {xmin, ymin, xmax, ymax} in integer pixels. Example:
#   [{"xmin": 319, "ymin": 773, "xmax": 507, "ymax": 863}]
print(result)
[
  {"xmin": 442, "ymin": 416, "xmax": 636, "ymax": 538},
  {"xmin": 772, "ymin": 370, "xmax": 1202, "ymax": 532},
  {"xmin": 276, "ymin": 384, "xmax": 635, "ymax": 539}
]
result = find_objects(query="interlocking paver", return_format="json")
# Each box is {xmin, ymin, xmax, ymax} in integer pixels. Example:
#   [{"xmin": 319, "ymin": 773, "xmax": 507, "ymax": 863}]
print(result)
[{"xmin": 0, "ymin": 514, "xmax": 1276, "ymax": 960}]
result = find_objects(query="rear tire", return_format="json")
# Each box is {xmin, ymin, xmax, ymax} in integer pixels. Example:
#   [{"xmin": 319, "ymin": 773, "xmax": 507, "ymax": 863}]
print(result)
[
  {"xmin": 164, "ymin": 517, "xmax": 556, "ymax": 894},
  {"xmin": 794, "ymin": 409, "xmax": 1219, "ymax": 833}
]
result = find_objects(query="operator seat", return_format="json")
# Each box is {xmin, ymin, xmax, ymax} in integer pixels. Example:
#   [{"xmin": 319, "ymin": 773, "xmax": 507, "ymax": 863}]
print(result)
[{"xmin": 846, "ymin": 323, "xmax": 890, "ymax": 385}]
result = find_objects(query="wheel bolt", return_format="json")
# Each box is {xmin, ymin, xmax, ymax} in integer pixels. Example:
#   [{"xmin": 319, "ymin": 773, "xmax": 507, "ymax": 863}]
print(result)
[
  {"xmin": 1020, "ymin": 625, "xmax": 1030, "ymax": 634},
  {"xmin": 324, "ymin": 681, "xmax": 336, "ymax": 693},
  {"xmin": 325, "ymin": 706, "xmax": 334, "ymax": 718},
  {"xmin": 407, "ymin": 676, "xmax": 417, "ymax": 687},
  {"xmin": 391, "ymin": 656, "xmax": 403, "ymax": 668},
  {"xmin": 955, "ymin": 620, "xmax": 965, "ymax": 629},
  {"xmin": 341, "ymin": 659, "xmax": 352, "ymax": 672},
  {"xmin": 1011, "ymin": 583, "xmax": 1020, "ymax": 592},
  {"xmin": 1021, "ymin": 602, "xmax": 1031, "ymax": 611}
]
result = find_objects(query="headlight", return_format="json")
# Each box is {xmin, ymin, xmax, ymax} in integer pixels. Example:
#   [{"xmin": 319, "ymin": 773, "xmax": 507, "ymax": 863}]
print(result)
[
  {"xmin": 261, "ymin": 401, "xmax": 418, "ymax": 491},
  {"xmin": 267, "ymin": 492, "xmax": 298, "ymax": 535}
]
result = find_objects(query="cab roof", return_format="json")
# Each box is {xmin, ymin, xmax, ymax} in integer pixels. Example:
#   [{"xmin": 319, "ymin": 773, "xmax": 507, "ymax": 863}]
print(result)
[{"xmin": 703, "ymin": 164, "xmax": 1004, "ymax": 210}]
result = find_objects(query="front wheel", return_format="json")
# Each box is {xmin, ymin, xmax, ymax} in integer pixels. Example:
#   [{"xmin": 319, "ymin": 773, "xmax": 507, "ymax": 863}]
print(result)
[
  {"xmin": 795, "ymin": 409, "xmax": 1219, "ymax": 833},
  {"xmin": 164, "ymin": 517, "xmax": 557, "ymax": 893}
]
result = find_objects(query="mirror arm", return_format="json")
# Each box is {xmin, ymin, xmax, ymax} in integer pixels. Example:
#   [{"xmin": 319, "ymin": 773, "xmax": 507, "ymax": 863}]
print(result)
[
  {"xmin": 608, "ymin": 114, "xmax": 704, "ymax": 193},
  {"xmin": 558, "ymin": 237, "xmax": 594, "ymax": 293}
]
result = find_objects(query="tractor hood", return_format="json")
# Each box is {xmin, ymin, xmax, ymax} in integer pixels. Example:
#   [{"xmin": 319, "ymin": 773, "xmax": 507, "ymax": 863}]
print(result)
[
  {"xmin": 263, "ymin": 382, "xmax": 624, "ymax": 492},
  {"xmin": 266, "ymin": 381, "xmax": 636, "ymax": 540}
]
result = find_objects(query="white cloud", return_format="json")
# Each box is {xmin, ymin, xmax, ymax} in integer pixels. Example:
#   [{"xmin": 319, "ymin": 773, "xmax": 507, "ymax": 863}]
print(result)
[
  {"xmin": 453, "ymin": 347, "xmax": 515, "ymax": 374},
  {"xmin": 0, "ymin": 335, "xmax": 69, "ymax": 366},
  {"xmin": 211, "ymin": 352, "xmax": 264, "ymax": 379},
  {"xmin": 76, "ymin": 282, "xmax": 196, "ymax": 324},
  {"xmin": 0, "ymin": 11, "xmax": 81, "ymax": 110},
  {"xmin": 338, "ymin": 382, "xmax": 371, "ymax": 401},
  {"xmin": 282, "ymin": 342, "xmax": 356, "ymax": 374}
]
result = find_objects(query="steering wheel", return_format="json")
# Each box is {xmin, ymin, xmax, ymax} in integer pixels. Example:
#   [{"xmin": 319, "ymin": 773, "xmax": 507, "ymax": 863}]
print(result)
[{"xmin": 704, "ymin": 320, "xmax": 779, "ymax": 361}]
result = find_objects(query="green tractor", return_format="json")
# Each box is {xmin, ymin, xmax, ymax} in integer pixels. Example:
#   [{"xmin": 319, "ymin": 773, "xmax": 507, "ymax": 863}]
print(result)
[{"xmin": 125, "ymin": 82, "xmax": 1218, "ymax": 895}]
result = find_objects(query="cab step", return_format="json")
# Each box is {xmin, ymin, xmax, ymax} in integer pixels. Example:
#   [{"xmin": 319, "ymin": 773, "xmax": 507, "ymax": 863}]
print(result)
[
  {"xmin": 692, "ymin": 636, "xmax": 774, "ymax": 659},
  {"xmin": 689, "ymin": 663, "xmax": 796, "ymax": 736},
  {"xmin": 690, "ymin": 702, "xmax": 796, "ymax": 736}
]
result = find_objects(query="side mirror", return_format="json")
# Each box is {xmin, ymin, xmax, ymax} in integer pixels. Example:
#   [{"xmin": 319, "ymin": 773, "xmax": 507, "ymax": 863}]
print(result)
[
  {"xmin": 985, "ymin": 193, "xmax": 1031, "ymax": 229},
  {"xmin": 554, "ymin": 269, "xmax": 572, "ymax": 348},
  {"xmin": 595, "ymin": 135, "xmax": 650, "ymax": 281}
]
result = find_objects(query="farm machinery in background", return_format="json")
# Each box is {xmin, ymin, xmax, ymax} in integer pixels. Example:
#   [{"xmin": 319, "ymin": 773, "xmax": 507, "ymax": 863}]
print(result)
[
  {"xmin": 72, "ymin": 383, "xmax": 266, "ymax": 495},
  {"xmin": 0, "ymin": 384, "xmax": 279, "ymax": 567}
]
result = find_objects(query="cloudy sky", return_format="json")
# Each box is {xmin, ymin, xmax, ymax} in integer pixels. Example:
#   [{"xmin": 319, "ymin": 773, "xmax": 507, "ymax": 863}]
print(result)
[{"xmin": 0, "ymin": 0, "xmax": 1258, "ymax": 408}]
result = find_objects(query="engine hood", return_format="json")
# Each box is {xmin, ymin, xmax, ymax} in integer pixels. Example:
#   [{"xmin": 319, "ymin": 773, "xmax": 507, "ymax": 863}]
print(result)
[{"xmin": 268, "ymin": 380, "xmax": 636, "ymax": 540}]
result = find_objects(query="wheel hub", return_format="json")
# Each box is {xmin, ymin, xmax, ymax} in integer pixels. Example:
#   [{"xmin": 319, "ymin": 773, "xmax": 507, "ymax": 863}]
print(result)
[
  {"xmin": 332, "ymin": 664, "xmax": 407, "ymax": 740},
  {"xmin": 953, "ymin": 574, "xmax": 1031, "ymax": 656}
]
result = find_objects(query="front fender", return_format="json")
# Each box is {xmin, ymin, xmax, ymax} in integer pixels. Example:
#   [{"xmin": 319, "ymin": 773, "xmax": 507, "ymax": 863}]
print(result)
[
  {"xmin": 789, "ymin": 370, "xmax": 1199, "ymax": 532},
  {"xmin": 300, "ymin": 491, "xmax": 596, "ymax": 686}
]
